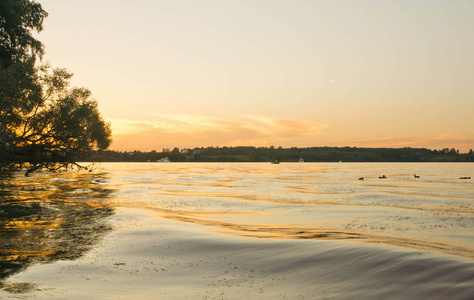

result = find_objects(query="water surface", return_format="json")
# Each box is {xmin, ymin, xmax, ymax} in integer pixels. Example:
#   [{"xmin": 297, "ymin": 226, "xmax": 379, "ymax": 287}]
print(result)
[
  {"xmin": 1, "ymin": 162, "xmax": 474, "ymax": 298},
  {"xmin": 105, "ymin": 162, "xmax": 474, "ymax": 257},
  {"xmin": 0, "ymin": 170, "xmax": 113, "ymax": 283}
]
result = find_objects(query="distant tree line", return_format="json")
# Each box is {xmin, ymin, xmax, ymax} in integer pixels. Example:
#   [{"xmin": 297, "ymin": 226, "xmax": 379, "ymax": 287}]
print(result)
[{"xmin": 81, "ymin": 147, "xmax": 474, "ymax": 163}]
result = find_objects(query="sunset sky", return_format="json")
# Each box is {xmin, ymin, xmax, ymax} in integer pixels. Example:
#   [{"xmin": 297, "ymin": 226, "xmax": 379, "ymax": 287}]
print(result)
[{"xmin": 37, "ymin": 0, "xmax": 473, "ymax": 152}]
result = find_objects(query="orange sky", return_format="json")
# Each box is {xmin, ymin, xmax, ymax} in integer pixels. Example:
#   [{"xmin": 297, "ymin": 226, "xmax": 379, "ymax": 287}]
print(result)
[{"xmin": 38, "ymin": 0, "xmax": 474, "ymax": 152}]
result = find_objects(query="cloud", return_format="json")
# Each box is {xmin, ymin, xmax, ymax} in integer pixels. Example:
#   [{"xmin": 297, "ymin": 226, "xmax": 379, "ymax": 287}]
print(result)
[
  {"xmin": 243, "ymin": 115, "xmax": 327, "ymax": 137},
  {"xmin": 108, "ymin": 114, "xmax": 328, "ymax": 151},
  {"xmin": 107, "ymin": 118, "xmax": 177, "ymax": 135},
  {"xmin": 107, "ymin": 116, "xmax": 473, "ymax": 152}
]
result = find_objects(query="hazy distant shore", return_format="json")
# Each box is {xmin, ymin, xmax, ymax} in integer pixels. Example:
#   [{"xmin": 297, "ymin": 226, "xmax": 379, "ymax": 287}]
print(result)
[{"xmin": 81, "ymin": 146, "xmax": 474, "ymax": 163}]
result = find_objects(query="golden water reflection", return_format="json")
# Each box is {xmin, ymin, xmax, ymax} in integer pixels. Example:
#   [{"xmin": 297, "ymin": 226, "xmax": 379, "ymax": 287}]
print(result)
[
  {"xmin": 0, "ymin": 171, "xmax": 113, "ymax": 286},
  {"xmin": 105, "ymin": 162, "xmax": 474, "ymax": 259}
]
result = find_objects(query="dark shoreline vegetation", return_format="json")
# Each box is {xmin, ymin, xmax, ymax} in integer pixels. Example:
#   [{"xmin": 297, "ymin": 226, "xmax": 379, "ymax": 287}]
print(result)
[{"xmin": 83, "ymin": 146, "xmax": 474, "ymax": 163}]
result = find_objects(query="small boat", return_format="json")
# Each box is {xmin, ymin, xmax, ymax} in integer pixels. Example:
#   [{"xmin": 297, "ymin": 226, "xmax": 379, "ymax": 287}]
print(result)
[
  {"xmin": 459, "ymin": 176, "xmax": 471, "ymax": 179},
  {"xmin": 272, "ymin": 160, "xmax": 280, "ymax": 164},
  {"xmin": 379, "ymin": 175, "xmax": 387, "ymax": 179},
  {"xmin": 414, "ymin": 174, "xmax": 420, "ymax": 178},
  {"xmin": 157, "ymin": 157, "xmax": 170, "ymax": 163},
  {"xmin": 359, "ymin": 177, "xmax": 364, "ymax": 181}
]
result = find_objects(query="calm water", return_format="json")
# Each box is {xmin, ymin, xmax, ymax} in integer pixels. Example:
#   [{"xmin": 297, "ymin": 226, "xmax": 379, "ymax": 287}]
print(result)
[
  {"xmin": 0, "ymin": 169, "xmax": 113, "ymax": 282},
  {"xmin": 1, "ymin": 162, "xmax": 474, "ymax": 297},
  {"xmin": 105, "ymin": 162, "xmax": 474, "ymax": 256}
]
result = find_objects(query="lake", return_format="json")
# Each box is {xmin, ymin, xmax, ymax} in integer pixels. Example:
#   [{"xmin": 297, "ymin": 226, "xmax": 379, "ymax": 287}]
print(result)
[{"xmin": 1, "ymin": 162, "xmax": 474, "ymax": 299}]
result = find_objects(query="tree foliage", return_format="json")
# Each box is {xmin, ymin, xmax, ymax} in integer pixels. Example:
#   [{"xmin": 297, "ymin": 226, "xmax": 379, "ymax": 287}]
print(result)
[
  {"xmin": 0, "ymin": 0, "xmax": 47, "ymax": 67},
  {"xmin": 0, "ymin": 0, "xmax": 111, "ymax": 174}
]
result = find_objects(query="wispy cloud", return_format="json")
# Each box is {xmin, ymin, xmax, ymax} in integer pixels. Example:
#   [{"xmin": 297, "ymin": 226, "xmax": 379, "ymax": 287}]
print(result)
[
  {"xmin": 107, "ymin": 119, "xmax": 177, "ymax": 135},
  {"xmin": 108, "ymin": 114, "xmax": 328, "ymax": 151},
  {"xmin": 108, "ymin": 115, "xmax": 473, "ymax": 152}
]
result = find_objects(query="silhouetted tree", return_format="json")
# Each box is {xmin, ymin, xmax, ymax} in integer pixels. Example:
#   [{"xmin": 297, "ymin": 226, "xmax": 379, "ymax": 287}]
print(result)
[
  {"xmin": 0, "ymin": 0, "xmax": 48, "ymax": 67},
  {"xmin": 0, "ymin": 0, "xmax": 111, "ymax": 174}
]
